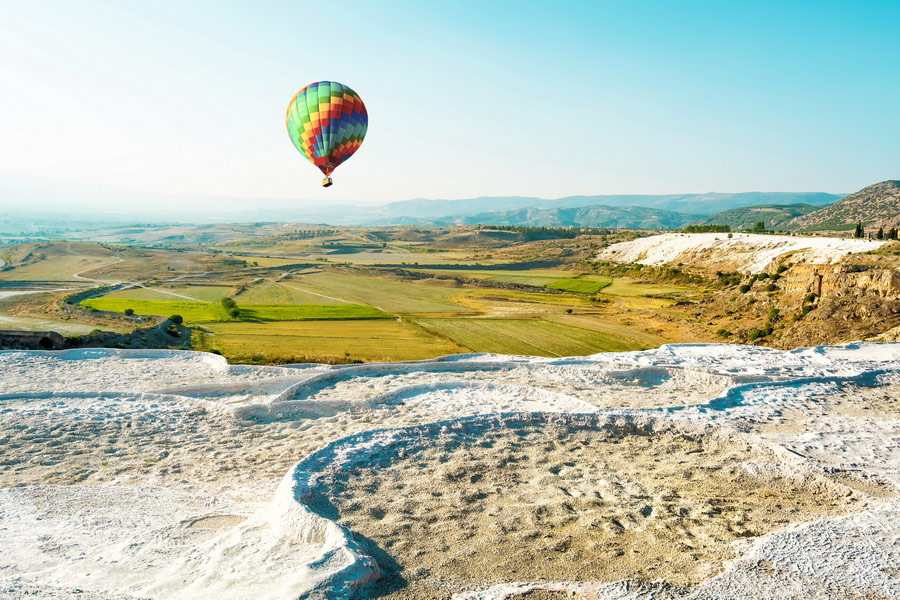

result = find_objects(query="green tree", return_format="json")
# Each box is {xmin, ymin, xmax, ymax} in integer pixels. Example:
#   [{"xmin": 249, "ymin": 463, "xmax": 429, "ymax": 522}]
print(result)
[
  {"xmin": 854, "ymin": 222, "xmax": 864, "ymax": 238},
  {"xmin": 220, "ymin": 297, "xmax": 240, "ymax": 319},
  {"xmin": 753, "ymin": 221, "xmax": 765, "ymax": 232},
  {"xmin": 876, "ymin": 226, "xmax": 884, "ymax": 240}
]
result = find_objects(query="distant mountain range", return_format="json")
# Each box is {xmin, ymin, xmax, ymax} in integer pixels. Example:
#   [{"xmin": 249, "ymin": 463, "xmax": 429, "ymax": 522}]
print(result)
[
  {"xmin": 691, "ymin": 203, "xmax": 822, "ymax": 231},
  {"xmin": 413, "ymin": 205, "xmax": 694, "ymax": 229},
  {"xmin": 363, "ymin": 192, "xmax": 841, "ymax": 226},
  {"xmin": 785, "ymin": 180, "xmax": 900, "ymax": 232}
]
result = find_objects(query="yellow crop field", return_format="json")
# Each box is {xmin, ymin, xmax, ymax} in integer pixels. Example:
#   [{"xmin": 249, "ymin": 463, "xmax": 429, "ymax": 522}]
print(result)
[
  {"xmin": 600, "ymin": 278, "xmax": 694, "ymax": 297},
  {"xmin": 201, "ymin": 319, "xmax": 467, "ymax": 363},
  {"xmin": 411, "ymin": 317, "xmax": 648, "ymax": 356}
]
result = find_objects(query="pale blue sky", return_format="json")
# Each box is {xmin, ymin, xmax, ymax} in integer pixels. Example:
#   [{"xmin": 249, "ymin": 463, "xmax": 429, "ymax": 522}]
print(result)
[{"xmin": 1, "ymin": 0, "xmax": 898, "ymax": 209}]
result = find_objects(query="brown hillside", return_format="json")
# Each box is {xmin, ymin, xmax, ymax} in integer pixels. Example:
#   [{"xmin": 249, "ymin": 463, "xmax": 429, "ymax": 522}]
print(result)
[{"xmin": 786, "ymin": 180, "xmax": 900, "ymax": 232}]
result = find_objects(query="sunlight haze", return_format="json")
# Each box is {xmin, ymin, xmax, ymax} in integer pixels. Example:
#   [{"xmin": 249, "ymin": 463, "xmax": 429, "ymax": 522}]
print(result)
[{"xmin": 2, "ymin": 0, "xmax": 899, "ymax": 211}]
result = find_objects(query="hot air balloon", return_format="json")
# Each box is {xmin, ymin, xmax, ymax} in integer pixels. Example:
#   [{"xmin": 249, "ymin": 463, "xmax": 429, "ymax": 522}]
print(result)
[{"xmin": 286, "ymin": 81, "xmax": 368, "ymax": 187}]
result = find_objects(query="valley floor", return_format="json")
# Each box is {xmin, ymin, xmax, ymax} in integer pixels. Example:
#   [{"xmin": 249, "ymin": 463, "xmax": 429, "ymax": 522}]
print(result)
[{"xmin": 0, "ymin": 343, "xmax": 899, "ymax": 599}]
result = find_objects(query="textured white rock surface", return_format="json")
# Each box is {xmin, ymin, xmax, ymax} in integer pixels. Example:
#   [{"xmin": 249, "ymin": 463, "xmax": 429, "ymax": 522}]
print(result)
[
  {"xmin": 0, "ymin": 344, "xmax": 897, "ymax": 599},
  {"xmin": 597, "ymin": 232, "xmax": 885, "ymax": 273}
]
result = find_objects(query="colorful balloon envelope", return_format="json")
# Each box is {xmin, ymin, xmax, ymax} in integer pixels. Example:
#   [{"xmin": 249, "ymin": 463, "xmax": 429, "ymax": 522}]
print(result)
[{"xmin": 286, "ymin": 81, "xmax": 368, "ymax": 187}]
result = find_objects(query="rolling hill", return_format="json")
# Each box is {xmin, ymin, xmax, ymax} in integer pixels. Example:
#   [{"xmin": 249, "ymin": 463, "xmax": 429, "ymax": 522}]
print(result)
[
  {"xmin": 368, "ymin": 192, "xmax": 842, "ymax": 225},
  {"xmin": 785, "ymin": 180, "xmax": 900, "ymax": 232},
  {"xmin": 423, "ymin": 205, "xmax": 695, "ymax": 229},
  {"xmin": 691, "ymin": 204, "xmax": 822, "ymax": 231}
]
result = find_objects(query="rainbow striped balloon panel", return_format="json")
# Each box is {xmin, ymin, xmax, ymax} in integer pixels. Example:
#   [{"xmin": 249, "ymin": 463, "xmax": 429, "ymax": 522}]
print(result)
[{"xmin": 286, "ymin": 81, "xmax": 368, "ymax": 176}]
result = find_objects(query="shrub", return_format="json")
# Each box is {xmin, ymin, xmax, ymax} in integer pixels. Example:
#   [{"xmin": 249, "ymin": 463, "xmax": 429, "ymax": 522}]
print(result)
[
  {"xmin": 169, "ymin": 314, "xmax": 184, "ymax": 324},
  {"xmin": 739, "ymin": 284, "xmax": 752, "ymax": 293},
  {"xmin": 767, "ymin": 307, "xmax": 780, "ymax": 322},
  {"xmin": 221, "ymin": 297, "xmax": 240, "ymax": 319},
  {"xmin": 124, "ymin": 308, "xmax": 135, "ymax": 316},
  {"xmin": 746, "ymin": 328, "xmax": 763, "ymax": 342},
  {"xmin": 766, "ymin": 283, "xmax": 777, "ymax": 292},
  {"xmin": 716, "ymin": 328, "xmax": 732, "ymax": 338}
]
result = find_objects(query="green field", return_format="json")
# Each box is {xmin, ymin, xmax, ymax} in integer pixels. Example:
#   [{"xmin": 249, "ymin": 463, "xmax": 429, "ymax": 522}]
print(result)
[
  {"xmin": 549, "ymin": 313, "xmax": 666, "ymax": 347},
  {"xmin": 411, "ymin": 317, "xmax": 648, "ymax": 356},
  {"xmin": 164, "ymin": 285, "xmax": 238, "ymax": 302},
  {"xmin": 81, "ymin": 297, "xmax": 389, "ymax": 322},
  {"xmin": 484, "ymin": 274, "xmax": 561, "ymax": 286},
  {"xmin": 239, "ymin": 304, "xmax": 390, "ymax": 320},
  {"xmin": 545, "ymin": 276, "xmax": 612, "ymax": 294},
  {"xmin": 411, "ymin": 268, "xmax": 612, "ymax": 295},
  {"xmin": 286, "ymin": 272, "xmax": 473, "ymax": 314},
  {"xmin": 200, "ymin": 319, "xmax": 466, "ymax": 362},
  {"xmin": 82, "ymin": 298, "xmax": 230, "ymax": 321},
  {"xmin": 235, "ymin": 280, "xmax": 346, "ymax": 305},
  {"xmin": 102, "ymin": 285, "xmax": 235, "ymax": 302},
  {"xmin": 599, "ymin": 278, "xmax": 694, "ymax": 297},
  {"xmin": 415, "ymin": 268, "xmax": 571, "ymax": 279},
  {"xmin": 462, "ymin": 288, "xmax": 596, "ymax": 307}
]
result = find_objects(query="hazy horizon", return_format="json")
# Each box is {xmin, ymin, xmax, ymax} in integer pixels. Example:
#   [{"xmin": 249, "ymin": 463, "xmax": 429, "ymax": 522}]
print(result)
[{"xmin": 0, "ymin": 176, "xmax": 847, "ymax": 221}]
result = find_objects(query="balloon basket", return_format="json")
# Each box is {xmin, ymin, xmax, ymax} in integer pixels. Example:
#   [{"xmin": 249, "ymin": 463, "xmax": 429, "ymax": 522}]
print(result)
[{"xmin": 322, "ymin": 177, "xmax": 333, "ymax": 188}]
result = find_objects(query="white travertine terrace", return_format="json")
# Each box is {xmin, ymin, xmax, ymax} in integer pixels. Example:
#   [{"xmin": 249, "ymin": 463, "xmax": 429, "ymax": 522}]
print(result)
[{"xmin": 0, "ymin": 343, "xmax": 898, "ymax": 599}]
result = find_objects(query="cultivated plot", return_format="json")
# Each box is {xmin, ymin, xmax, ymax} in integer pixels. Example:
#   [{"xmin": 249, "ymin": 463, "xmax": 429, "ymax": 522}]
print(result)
[
  {"xmin": 412, "ymin": 317, "xmax": 648, "ymax": 355},
  {"xmin": 285, "ymin": 272, "xmax": 473, "ymax": 314},
  {"xmin": 201, "ymin": 319, "xmax": 468, "ymax": 363}
]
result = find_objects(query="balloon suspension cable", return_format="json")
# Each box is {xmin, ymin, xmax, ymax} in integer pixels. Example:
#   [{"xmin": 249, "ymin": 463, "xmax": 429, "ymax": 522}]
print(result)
[{"xmin": 322, "ymin": 176, "xmax": 333, "ymax": 188}]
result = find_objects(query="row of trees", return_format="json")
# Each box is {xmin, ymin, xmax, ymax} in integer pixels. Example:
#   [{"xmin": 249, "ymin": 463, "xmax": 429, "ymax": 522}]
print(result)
[
  {"xmin": 854, "ymin": 222, "xmax": 899, "ymax": 239},
  {"xmin": 682, "ymin": 224, "xmax": 731, "ymax": 233},
  {"xmin": 221, "ymin": 297, "xmax": 241, "ymax": 319},
  {"xmin": 477, "ymin": 225, "xmax": 610, "ymax": 240},
  {"xmin": 682, "ymin": 222, "xmax": 777, "ymax": 234},
  {"xmin": 276, "ymin": 229, "xmax": 339, "ymax": 240}
]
